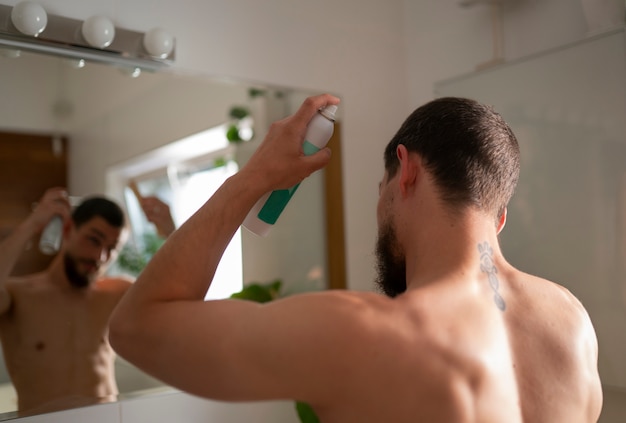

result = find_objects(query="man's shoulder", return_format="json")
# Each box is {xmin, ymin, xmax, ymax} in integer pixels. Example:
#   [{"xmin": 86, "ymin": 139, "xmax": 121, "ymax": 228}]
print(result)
[
  {"xmin": 517, "ymin": 272, "xmax": 589, "ymax": 317},
  {"xmin": 292, "ymin": 289, "xmax": 393, "ymax": 309},
  {"xmin": 277, "ymin": 289, "xmax": 409, "ymax": 334},
  {"xmin": 5, "ymin": 272, "xmax": 50, "ymax": 291}
]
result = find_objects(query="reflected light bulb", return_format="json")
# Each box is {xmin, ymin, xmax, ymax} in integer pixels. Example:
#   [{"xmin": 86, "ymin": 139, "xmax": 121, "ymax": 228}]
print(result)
[
  {"xmin": 64, "ymin": 58, "xmax": 86, "ymax": 69},
  {"xmin": 143, "ymin": 28, "xmax": 174, "ymax": 58},
  {"xmin": 82, "ymin": 15, "xmax": 115, "ymax": 49},
  {"xmin": 0, "ymin": 48, "xmax": 21, "ymax": 58},
  {"xmin": 11, "ymin": 1, "xmax": 47, "ymax": 37},
  {"xmin": 120, "ymin": 67, "xmax": 141, "ymax": 78}
]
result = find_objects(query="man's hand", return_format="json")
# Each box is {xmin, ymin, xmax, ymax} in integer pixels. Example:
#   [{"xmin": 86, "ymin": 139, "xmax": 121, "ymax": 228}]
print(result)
[
  {"xmin": 29, "ymin": 187, "xmax": 72, "ymax": 234},
  {"xmin": 0, "ymin": 187, "xmax": 72, "ymax": 309},
  {"xmin": 241, "ymin": 94, "xmax": 340, "ymax": 194},
  {"xmin": 139, "ymin": 196, "xmax": 176, "ymax": 238}
]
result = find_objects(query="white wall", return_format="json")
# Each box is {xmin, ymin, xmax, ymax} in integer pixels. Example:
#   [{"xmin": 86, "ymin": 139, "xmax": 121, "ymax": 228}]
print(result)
[{"xmin": 404, "ymin": 0, "xmax": 606, "ymax": 106}]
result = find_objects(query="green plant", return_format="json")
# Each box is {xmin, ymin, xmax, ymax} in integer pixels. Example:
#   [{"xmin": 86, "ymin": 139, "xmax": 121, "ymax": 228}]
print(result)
[
  {"xmin": 116, "ymin": 233, "xmax": 165, "ymax": 276},
  {"xmin": 224, "ymin": 87, "xmax": 273, "ymax": 144},
  {"xmin": 230, "ymin": 280, "xmax": 320, "ymax": 423},
  {"xmin": 230, "ymin": 279, "xmax": 282, "ymax": 303},
  {"xmin": 226, "ymin": 106, "xmax": 250, "ymax": 143}
]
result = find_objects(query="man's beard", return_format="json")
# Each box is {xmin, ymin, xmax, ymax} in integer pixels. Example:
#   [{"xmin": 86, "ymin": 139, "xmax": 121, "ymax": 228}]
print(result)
[
  {"xmin": 375, "ymin": 218, "xmax": 407, "ymax": 298},
  {"xmin": 63, "ymin": 254, "xmax": 96, "ymax": 289}
]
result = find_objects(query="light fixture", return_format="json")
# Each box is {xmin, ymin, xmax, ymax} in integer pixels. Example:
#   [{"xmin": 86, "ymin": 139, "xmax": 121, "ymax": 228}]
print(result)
[
  {"xmin": 10, "ymin": 1, "xmax": 47, "ymax": 37},
  {"xmin": 0, "ymin": 3, "xmax": 175, "ymax": 72},
  {"xmin": 143, "ymin": 27, "xmax": 174, "ymax": 59},
  {"xmin": 81, "ymin": 15, "xmax": 115, "ymax": 49}
]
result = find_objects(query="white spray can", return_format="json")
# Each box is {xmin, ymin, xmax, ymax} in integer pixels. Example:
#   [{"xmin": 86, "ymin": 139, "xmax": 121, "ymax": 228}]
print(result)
[
  {"xmin": 38, "ymin": 196, "xmax": 81, "ymax": 255},
  {"xmin": 243, "ymin": 104, "xmax": 338, "ymax": 236},
  {"xmin": 39, "ymin": 215, "xmax": 63, "ymax": 255}
]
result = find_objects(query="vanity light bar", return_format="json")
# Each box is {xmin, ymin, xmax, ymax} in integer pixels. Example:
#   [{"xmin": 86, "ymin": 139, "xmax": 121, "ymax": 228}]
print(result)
[{"xmin": 0, "ymin": 3, "xmax": 175, "ymax": 72}]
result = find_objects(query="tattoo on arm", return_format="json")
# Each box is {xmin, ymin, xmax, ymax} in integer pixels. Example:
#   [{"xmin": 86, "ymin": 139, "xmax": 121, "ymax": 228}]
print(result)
[{"xmin": 478, "ymin": 242, "xmax": 506, "ymax": 311}]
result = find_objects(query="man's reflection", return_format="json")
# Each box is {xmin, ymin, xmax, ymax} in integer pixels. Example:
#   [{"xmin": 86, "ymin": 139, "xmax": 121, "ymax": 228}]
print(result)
[{"xmin": 0, "ymin": 187, "xmax": 173, "ymax": 416}]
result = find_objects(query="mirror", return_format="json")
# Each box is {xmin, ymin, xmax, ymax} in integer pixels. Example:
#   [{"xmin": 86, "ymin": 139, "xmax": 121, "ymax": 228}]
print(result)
[{"xmin": 0, "ymin": 50, "xmax": 345, "ymax": 419}]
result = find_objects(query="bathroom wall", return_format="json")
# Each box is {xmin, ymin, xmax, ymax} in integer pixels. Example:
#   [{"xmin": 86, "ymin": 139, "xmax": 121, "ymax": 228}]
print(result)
[{"xmin": 403, "ymin": 0, "xmax": 622, "ymax": 106}]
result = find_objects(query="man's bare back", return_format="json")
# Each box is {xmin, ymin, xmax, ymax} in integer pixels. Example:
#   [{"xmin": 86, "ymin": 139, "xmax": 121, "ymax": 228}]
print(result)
[
  {"xmin": 304, "ymin": 265, "xmax": 601, "ymax": 423},
  {"xmin": 0, "ymin": 274, "xmax": 129, "ymax": 414}
]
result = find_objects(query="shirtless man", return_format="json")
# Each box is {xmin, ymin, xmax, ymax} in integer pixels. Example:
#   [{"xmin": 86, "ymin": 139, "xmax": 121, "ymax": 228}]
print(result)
[
  {"xmin": 0, "ymin": 188, "xmax": 130, "ymax": 415},
  {"xmin": 109, "ymin": 94, "xmax": 603, "ymax": 422}
]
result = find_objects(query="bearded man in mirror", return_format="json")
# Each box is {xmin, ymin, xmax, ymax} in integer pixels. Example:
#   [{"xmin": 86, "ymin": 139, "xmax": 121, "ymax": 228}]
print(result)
[{"xmin": 0, "ymin": 188, "xmax": 131, "ymax": 416}]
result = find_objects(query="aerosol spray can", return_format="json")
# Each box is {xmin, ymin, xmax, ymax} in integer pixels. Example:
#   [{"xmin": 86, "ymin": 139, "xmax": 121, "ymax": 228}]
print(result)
[
  {"xmin": 38, "ymin": 196, "xmax": 80, "ymax": 255},
  {"xmin": 243, "ymin": 104, "xmax": 338, "ymax": 236},
  {"xmin": 39, "ymin": 216, "xmax": 63, "ymax": 255}
]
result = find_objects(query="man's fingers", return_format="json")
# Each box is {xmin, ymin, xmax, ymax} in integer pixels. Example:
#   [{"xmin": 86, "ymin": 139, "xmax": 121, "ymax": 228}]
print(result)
[
  {"xmin": 302, "ymin": 147, "xmax": 332, "ymax": 175},
  {"xmin": 291, "ymin": 94, "xmax": 340, "ymax": 128}
]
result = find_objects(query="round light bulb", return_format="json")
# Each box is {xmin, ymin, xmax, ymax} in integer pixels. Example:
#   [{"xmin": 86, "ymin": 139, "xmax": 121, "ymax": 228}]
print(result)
[
  {"xmin": 81, "ymin": 15, "xmax": 115, "ymax": 49},
  {"xmin": 11, "ymin": 1, "xmax": 47, "ymax": 37},
  {"xmin": 143, "ymin": 28, "xmax": 174, "ymax": 59}
]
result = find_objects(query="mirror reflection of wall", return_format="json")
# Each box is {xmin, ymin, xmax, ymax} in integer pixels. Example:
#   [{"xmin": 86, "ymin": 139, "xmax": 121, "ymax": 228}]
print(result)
[{"xmin": 0, "ymin": 49, "xmax": 337, "ymax": 420}]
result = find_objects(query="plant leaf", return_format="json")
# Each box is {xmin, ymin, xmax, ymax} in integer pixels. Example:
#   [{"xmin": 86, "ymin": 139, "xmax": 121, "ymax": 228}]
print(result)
[
  {"xmin": 230, "ymin": 284, "xmax": 274, "ymax": 303},
  {"xmin": 248, "ymin": 88, "xmax": 267, "ymax": 98},
  {"xmin": 295, "ymin": 402, "xmax": 320, "ymax": 423},
  {"xmin": 226, "ymin": 124, "xmax": 242, "ymax": 142},
  {"xmin": 228, "ymin": 106, "xmax": 249, "ymax": 120}
]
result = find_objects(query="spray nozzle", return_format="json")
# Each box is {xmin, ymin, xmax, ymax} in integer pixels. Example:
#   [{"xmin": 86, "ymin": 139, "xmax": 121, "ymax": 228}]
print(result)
[{"xmin": 319, "ymin": 104, "xmax": 338, "ymax": 121}]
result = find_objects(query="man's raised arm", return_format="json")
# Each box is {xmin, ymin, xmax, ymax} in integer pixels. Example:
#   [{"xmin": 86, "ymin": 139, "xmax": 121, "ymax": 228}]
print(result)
[
  {"xmin": 0, "ymin": 188, "xmax": 71, "ymax": 312},
  {"xmin": 108, "ymin": 94, "xmax": 341, "ymax": 399}
]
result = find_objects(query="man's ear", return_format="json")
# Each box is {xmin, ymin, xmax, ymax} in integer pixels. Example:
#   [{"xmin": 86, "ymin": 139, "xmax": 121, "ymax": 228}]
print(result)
[
  {"xmin": 396, "ymin": 144, "xmax": 419, "ymax": 197},
  {"xmin": 496, "ymin": 208, "xmax": 507, "ymax": 234}
]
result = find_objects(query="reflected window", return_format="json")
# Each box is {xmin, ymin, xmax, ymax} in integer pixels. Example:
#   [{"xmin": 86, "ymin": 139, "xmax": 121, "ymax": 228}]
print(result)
[{"xmin": 108, "ymin": 125, "xmax": 243, "ymax": 300}]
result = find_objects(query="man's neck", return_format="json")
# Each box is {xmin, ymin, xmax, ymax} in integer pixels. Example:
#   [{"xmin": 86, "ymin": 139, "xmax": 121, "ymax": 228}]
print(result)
[
  {"xmin": 404, "ymin": 211, "xmax": 505, "ymax": 290},
  {"xmin": 47, "ymin": 254, "xmax": 73, "ymax": 290}
]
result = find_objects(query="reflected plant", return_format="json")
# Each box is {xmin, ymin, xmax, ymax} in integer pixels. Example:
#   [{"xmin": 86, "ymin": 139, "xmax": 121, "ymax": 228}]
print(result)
[
  {"xmin": 116, "ymin": 233, "xmax": 165, "ymax": 276},
  {"xmin": 226, "ymin": 106, "xmax": 251, "ymax": 143},
  {"xmin": 230, "ymin": 279, "xmax": 320, "ymax": 423}
]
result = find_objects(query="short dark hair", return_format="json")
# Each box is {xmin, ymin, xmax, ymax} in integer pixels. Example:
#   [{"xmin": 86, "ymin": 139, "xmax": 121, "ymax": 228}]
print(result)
[
  {"xmin": 72, "ymin": 196, "xmax": 125, "ymax": 229},
  {"xmin": 383, "ymin": 97, "xmax": 520, "ymax": 222}
]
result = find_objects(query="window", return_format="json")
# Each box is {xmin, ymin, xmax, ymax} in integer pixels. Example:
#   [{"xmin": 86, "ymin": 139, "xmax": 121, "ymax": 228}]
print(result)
[{"xmin": 107, "ymin": 125, "xmax": 243, "ymax": 300}]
